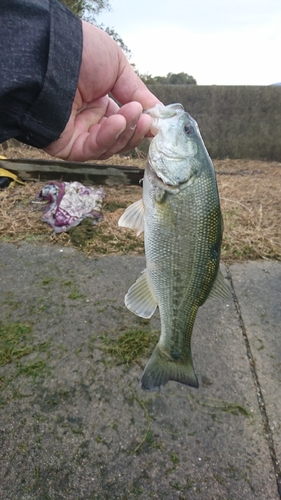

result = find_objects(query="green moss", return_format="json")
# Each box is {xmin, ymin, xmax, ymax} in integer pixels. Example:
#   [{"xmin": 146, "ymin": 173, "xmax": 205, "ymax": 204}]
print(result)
[
  {"xmin": 68, "ymin": 218, "xmax": 96, "ymax": 247},
  {"xmin": 68, "ymin": 290, "xmax": 86, "ymax": 300},
  {"xmin": 170, "ymin": 452, "xmax": 180, "ymax": 465},
  {"xmin": 60, "ymin": 281, "xmax": 73, "ymax": 287},
  {"xmin": 213, "ymin": 473, "xmax": 227, "ymax": 485},
  {"xmin": 16, "ymin": 359, "xmax": 49, "ymax": 379},
  {"xmin": 0, "ymin": 322, "xmax": 33, "ymax": 366},
  {"xmin": 41, "ymin": 278, "xmax": 55, "ymax": 286},
  {"xmin": 170, "ymin": 482, "xmax": 183, "ymax": 491},
  {"xmin": 104, "ymin": 201, "xmax": 127, "ymax": 212},
  {"xmin": 190, "ymin": 395, "xmax": 251, "ymax": 417},
  {"xmin": 99, "ymin": 328, "xmax": 158, "ymax": 365},
  {"xmin": 3, "ymin": 292, "xmax": 21, "ymax": 310}
]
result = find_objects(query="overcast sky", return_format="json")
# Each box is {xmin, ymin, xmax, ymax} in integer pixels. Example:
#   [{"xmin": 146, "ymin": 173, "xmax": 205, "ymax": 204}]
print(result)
[{"xmin": 98, "ymin": 0, "xmax": 281, "ymax": 85}]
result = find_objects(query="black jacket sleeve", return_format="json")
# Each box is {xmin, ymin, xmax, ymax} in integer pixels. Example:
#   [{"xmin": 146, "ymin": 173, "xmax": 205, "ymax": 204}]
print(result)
[{"xmin": 0, "ymin": 0, "xmax": 82, "ymax": 148}]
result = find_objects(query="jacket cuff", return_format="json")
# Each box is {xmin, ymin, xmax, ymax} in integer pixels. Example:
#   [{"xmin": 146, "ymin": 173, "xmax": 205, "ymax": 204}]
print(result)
[{"xmin": 22, "ymin": 0, "xmax": 82, "ymax": 148}]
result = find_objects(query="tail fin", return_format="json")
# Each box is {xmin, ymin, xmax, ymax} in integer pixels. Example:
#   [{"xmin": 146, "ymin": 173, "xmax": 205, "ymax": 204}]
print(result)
[{"xmin": 141, "ymin": 343, "xmax": 199, "ymax": 391}]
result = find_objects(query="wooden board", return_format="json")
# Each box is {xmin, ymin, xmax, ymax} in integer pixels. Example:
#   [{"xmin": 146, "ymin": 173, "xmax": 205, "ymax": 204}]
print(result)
[{"xmin": 0, "ymin": 158, "xmax": 144, "ymax": 186}]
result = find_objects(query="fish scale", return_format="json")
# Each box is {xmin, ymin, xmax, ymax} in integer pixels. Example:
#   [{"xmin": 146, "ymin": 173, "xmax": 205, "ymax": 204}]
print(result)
[
  {"xmin": 118, "ymin": 103, "xmax": 230, "ymax": 391},
  {"xmin": 144, "ymin": 160, "xmax": 221, "ymax": 360}
]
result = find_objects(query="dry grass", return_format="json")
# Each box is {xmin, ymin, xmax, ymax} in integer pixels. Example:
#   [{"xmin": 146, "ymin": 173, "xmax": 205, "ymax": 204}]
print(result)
[
  {"xmin": 216, "ymin": 160, "xmax": 281, "ymax": 260},
  {"xmin": 0, "ymin": 143, "xmax": 280, "ymax": 262}
]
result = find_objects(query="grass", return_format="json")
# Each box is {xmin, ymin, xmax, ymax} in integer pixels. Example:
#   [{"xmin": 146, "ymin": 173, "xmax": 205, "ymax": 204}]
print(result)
[
  {"xmin": 68, "ymin": 289, "xmax": 86, "ymax": 300},
  {"xmin": 0, "ymin": 321, "xmax": 54, "ymax": 389},
  {"xmin": 0, "ymin": 143, "xmax": 280, "ymax": 261},
  {"xmin": 16, "ymin": 359, "xmax": 49, "ymax": 379},
  {"xmin": 130, "ymin": 392, "xmax": 152, "ymax": 454},
  {"xmin": 170, "ymin": 452, "xmax": 180, "ymax": 465},
  {"xmin": 217, "ymin": 160, "xmax": 281, "ymax": 260},
  {"xmin": 0, "ymin": 322, "xmax": 33, "ymax": 366},
  {"xmin": 97, "ymin": 327, "xmax": 159, "ymax": 366},
  {"xmin": 189, "ymin": 395, "xmax": 252, "ymax": 417}
]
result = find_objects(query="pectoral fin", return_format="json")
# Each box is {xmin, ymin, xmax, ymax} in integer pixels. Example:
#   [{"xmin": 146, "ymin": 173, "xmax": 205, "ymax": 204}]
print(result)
[
  {"xmin": 125, "ymin": 269, "xmax": 158, "ymax": 319},
  {"xmin": 118, "ymin": 199, "xmax": 144, "ymax": 236},
  {"xmin": 208, "ymin": 268, "xmax": 232, "ymax": 299}
]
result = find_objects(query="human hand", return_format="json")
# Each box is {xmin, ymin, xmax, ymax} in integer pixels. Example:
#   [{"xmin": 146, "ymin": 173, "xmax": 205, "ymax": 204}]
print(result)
[{"xmin": 45, "ymin": 21, "xmax": 160, "ymax": 161}]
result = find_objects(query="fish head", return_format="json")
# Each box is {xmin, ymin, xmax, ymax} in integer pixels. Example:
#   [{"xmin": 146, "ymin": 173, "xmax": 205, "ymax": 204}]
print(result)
[{"xmin": 145, "ymin": 103, "xmax": 205, "ymax": 187}]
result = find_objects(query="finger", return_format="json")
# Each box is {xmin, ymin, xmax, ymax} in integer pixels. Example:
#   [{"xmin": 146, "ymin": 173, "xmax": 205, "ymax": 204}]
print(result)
[
  {"xmin": 110, "ymin": 101, "xmax": 143, "ymax": 147},
  {"xmin": 98, "ymin": 113, "xmax": 152, "ymax": 159},
  {"xmin": 46, "ymin": 100, "xmax": 153, "ymax": 161},
  {"xmin": 65, "ymin": 114, "xmax": 127, "ymax": 160},
  {"xmin": 96, "ymin": 105, "xmax": 149, "ymax": 159},
  {"xmin": 97, "ymin": 101, "xmax": 143, "ymax": 152},
  {"xmin": 104, "ymin": 97, "xmax": 120, "ymax": 117},
  {"xmin": 67, "ymin": 103, "xmax": 153, "ymax": 161},
  {"xmin": 80, "ymin": 101, "xmax": 143, "ymax": 158}
]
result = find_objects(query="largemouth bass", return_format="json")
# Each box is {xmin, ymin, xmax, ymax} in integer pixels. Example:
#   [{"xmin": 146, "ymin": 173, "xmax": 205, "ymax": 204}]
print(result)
[{"xmin": 119, "ymin": 103, "xmax": 229, "ymax": 391}]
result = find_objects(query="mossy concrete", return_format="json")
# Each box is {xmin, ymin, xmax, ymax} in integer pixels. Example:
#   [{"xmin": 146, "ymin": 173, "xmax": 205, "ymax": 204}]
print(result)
[{"xmin": 0, "ymin": 242, "xmax": 280, "ymax": 499}]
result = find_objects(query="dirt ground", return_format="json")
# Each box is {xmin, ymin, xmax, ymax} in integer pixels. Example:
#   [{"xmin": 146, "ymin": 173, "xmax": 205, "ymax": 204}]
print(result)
[{"xmin": 0, "ymin": 143, "xmax": 281, "ymax": 262}]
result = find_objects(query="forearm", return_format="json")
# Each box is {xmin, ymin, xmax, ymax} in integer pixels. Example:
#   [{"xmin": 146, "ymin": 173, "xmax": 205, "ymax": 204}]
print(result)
[{"xmin": 0, "ymin": 0, "xmax": 82, "ymax": 148}]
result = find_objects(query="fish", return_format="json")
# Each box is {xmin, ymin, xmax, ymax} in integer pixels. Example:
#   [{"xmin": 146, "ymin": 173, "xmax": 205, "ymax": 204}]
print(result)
[{"xmin": 118, "ymin": 103, "xmax": 230, "ymax": 391}]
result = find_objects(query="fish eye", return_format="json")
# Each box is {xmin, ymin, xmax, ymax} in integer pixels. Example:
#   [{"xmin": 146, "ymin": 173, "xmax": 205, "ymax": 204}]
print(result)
[{"xmin": 184, "ymin": 124, "xmax": 194, "ymax": 135}]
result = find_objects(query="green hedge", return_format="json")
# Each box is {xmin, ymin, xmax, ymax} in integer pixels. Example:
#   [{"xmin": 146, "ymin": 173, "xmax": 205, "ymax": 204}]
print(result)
[{"xmin": 148, "ymin": 85, "xmax": 281, "ymax": 161}]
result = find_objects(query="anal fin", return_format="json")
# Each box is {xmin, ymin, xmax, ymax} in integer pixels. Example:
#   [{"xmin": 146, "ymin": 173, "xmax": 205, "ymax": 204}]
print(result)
[
  {"xmin": 125, "ymin": 269, "xmax": 157, "ymax": 319},
  {"xmin": 208, "ymin": 268, "xmax": 232, "ymax": 299}
]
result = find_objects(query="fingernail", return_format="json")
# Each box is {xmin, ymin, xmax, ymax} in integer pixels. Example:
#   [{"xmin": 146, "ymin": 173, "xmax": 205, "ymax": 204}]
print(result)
[
  {"xmin": 130, "ymin": 116, "xmax": 140, "ymax": 131},
  {"xmin": 115, "ymin": 126, "xmax": 126, "ymax": 139}
]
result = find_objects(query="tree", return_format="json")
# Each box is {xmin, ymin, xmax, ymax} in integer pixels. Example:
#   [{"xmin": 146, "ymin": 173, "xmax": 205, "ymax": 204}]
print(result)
[
  {"xmin": 61, "ymin": 0, "xmax": 131, "ymax": 56},
  {"xmin": 61, "ymin": 0, "xmax": 110, "ymax": 23},
  {"xmin": 168, "ymin": 72, "xmax": 197, "ymax": 85},
  {"xmin": 136, "ymin": 71, "xmax": 197, "ymax": 85}
]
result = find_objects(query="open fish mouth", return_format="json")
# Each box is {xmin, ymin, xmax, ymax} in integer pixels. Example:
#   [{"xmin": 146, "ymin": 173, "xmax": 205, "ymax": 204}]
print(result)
[
  {"xmin": 144, "ymin": 102, "xmax": 184, "ymax": 118},
  {"xmin": 144, "ymin": 103, "xmax": 186, "ymax": 136},
  {"xmin": 148, "ymin": 163, "xmax": 181, "ymax": 189}
]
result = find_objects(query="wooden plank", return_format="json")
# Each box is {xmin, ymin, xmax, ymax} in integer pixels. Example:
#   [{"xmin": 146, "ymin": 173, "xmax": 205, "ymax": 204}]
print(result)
[{"xmin": 0, "ymin": 158, "xmax": 144, "ymax": 186}]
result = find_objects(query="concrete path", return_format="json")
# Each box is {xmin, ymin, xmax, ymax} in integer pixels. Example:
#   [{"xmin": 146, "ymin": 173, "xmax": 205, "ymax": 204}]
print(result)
[{"xmin": 0, "ymin": 242, "xmax": 280, "ymax": 500}]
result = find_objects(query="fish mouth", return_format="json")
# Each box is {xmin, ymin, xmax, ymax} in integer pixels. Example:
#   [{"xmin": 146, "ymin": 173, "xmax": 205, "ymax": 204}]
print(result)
[
  {"xmin": 148, "ymin": 164, "xmax": 180, "ymax": 190},
  {"xmin": 151, "ymin": 167, "xmax": 195, "ymax": 192}
]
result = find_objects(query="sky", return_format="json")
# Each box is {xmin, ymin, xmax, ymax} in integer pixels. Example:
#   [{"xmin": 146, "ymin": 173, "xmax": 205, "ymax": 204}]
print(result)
[{"xmin": 97, "ymin": 0, "xmax": 281, "ymax": 85}]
